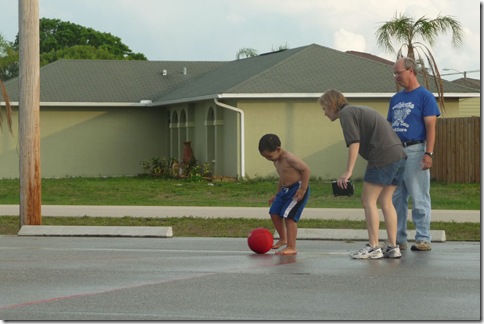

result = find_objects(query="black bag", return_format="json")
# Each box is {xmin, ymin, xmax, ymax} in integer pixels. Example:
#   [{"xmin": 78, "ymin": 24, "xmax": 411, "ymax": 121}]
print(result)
[{"xmin": 332, "ymin": 181, "xmax": 354, "ymax": 196}]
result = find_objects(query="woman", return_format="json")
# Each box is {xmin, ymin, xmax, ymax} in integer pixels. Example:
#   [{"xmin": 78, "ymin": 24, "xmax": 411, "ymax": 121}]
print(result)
[{"xmin": 319, "ymin": 89, "xmax": 406, "ymax": 259}]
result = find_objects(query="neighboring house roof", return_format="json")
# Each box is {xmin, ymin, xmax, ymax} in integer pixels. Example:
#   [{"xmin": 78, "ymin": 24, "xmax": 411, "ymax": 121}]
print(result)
[
  {"xmin": 450, "ymin": 77, "xmax": 480, "ymax": 91},
  {"xmin": 1, "ymin": 44, "xmax": 478, "ymax": 106}
]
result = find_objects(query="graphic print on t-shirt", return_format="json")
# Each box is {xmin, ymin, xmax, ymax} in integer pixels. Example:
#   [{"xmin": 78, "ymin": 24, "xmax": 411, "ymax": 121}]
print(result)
[{"xmin": 391, "ymin": 101, "xmax": 414, "ymax": 133}]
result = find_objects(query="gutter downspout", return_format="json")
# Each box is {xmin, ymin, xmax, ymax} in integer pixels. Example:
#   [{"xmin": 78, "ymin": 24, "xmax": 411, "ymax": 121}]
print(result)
[{"xmin": 214, "ymin": 98, "xmax": 245, "ymax": 179}]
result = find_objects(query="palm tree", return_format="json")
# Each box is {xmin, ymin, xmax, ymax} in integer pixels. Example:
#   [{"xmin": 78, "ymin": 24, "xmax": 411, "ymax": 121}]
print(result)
[
  {"xmin": 0, "ymin": 80, "xmax": 13, "ymax": 134},
  {"xmin": 375, "ymin": 13, "xmax": 464, "ymax": 111},
  {"xmin": 271, "ymin": 43, "xmax": 289, "ymax": 52},
  {"xmin": 236, "ymin": 48, "xmax": 258, "ymax": 60},
  {"xmin": 0, "ymin": 34, "xmax": 14, "ymax": 134}
]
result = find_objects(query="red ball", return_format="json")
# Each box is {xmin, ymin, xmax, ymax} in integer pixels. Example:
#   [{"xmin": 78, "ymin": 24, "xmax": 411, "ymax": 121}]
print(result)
[{"xmin": 248, "ymin": 228, "xmax": 273, "ymax": 254}]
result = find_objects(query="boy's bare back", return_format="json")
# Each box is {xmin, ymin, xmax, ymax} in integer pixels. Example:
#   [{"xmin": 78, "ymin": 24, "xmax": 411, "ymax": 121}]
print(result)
[{"xmin": 274, "ymin": 150, "xmax": 309, "ymax": 187}]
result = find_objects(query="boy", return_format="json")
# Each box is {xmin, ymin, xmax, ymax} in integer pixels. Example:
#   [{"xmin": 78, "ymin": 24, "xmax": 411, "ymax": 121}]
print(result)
[{"xmin": 258, "ymin": 134, "xmax": 310, "ymax": 255}]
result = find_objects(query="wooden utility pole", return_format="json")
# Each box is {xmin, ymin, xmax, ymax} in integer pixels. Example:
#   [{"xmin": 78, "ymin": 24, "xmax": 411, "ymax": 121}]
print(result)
[{"xmin": 18, "ymin": 0, "xmax": 41, "ymax": 226}]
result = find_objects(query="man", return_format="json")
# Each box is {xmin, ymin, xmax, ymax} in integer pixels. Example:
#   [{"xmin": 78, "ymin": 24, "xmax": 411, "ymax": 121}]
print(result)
[{"xmin": 387, "ymin": 57, "xmax": 440, "ymax": 251}]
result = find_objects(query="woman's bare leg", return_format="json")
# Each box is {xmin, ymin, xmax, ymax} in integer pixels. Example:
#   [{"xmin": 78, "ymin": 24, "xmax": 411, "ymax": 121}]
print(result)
[{"xmin": 361, "ymin": 181, "xmax": 383, "ymax": 247}]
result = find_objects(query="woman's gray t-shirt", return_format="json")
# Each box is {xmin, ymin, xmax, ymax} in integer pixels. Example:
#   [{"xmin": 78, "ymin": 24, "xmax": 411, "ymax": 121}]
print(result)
[{"xmin": 339, "ymin": 105, "xmax": 407, "ymax": 168}]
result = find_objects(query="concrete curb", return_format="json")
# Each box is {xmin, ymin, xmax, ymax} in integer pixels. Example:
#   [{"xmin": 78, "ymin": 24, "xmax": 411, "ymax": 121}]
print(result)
[
  {"xmin": 18, "ymin": 225, "xmax": 173, "ymax": 238},
  {"xmin": 16, "ymin": 225, "xmax": 445, "ymax": 242}
]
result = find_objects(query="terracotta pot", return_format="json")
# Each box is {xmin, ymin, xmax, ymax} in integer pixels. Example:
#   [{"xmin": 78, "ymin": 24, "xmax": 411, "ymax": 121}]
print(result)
[{"xmin": 183, "ymin": 141, "xmax": 195, "ymax": 165}]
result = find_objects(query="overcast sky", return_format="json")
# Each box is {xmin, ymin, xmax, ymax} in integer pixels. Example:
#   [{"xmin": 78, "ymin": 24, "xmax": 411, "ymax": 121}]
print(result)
[{"xmin": 1, "ymin": 0, "xmax": 481, "ymax": 80}]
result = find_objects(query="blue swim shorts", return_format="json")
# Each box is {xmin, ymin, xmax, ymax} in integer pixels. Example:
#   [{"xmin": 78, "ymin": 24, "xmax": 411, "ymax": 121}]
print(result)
[{"xmin": 269, "ymin": 181, "xmax": 310, "ymax": 222}]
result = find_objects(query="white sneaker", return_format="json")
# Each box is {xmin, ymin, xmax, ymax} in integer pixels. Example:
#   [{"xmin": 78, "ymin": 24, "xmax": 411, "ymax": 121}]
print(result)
[
  {"xmin": 350, "ymin": 243, "xmax": 383, "ymax": 259},
  {"xmin": 383, "ymin": 245, "xmax": 402, "ymax": 258}
]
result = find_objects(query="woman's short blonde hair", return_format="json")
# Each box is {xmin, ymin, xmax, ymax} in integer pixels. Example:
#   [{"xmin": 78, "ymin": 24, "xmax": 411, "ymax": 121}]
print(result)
[{"xmin": 318, "ymin": 89, "xmax": 348, "ymax": 112}]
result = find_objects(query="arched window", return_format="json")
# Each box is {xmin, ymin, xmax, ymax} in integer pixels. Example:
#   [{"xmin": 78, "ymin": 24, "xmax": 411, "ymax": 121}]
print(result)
[
  {"xmin": 170, "ymin": 110, "xmax": 179, "ymax": 159},
  {"xmin": 179, "ymin": 109, "xmax": 187, "ymax": 145},
  {"xmin": 206, "ymin": 107, "xmax": 216, "ymax": 173}
]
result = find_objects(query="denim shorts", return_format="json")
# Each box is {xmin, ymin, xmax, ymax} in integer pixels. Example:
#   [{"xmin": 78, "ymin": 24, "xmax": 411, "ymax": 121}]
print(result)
[{"xmin": 363, "ymin": 158, "xmax": 406, "ymax": 186}]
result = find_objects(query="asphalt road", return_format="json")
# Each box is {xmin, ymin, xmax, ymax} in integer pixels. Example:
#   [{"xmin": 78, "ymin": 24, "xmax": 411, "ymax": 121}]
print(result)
[{"xmin": 0, "ymin": 236, "xmax": 480, "ymax": 321}]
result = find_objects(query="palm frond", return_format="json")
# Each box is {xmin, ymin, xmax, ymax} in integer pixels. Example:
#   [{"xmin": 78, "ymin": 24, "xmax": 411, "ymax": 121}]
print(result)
[
  {"xmin": 412, "ymin": 15, "xmax": 439, "ymax": 47},
  {"xmin": 0, "ymin": 80, "xmax": 13, "ymax": 134},
  {"xmin": 434, "ymin": 14, "xmax": 464, "ymax": 48},
  {"xmin": 375, "ymin": 13, "xmax": 414, "ymax": 54},
  {"xmin": 412, "ymin": 43, "xmax": 446, "ymax": 112},
  {"xmin": 421, "ymin": 44, "xmax": 445, "ymax": 111}
]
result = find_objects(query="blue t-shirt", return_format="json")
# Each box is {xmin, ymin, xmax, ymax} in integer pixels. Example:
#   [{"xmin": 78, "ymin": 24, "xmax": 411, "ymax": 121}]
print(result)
[{"xmin": 387, "ymin": 86, "xmax": 441, "ymax": 142}]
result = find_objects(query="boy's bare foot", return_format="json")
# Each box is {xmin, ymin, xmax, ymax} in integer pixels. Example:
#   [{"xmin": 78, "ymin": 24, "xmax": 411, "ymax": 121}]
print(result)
[
  {"xmin": 275, "ymin": 248, "xmax": 297, "ymax": 255},
  {"xmin": 272, "ymin": 240, "xmax": 287, "ymax": 249}
]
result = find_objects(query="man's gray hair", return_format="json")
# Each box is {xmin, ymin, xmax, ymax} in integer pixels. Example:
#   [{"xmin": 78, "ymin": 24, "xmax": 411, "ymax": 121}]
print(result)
[{"xmin": 403, "ymin": 57, "xmax": 417, "ymax": 75}]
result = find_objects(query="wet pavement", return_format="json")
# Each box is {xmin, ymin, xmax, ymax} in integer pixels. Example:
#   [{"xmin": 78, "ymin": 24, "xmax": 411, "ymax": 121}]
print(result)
[{"xmin": 0, "ymin": 236, "xmax": 480, "ymax": 321}]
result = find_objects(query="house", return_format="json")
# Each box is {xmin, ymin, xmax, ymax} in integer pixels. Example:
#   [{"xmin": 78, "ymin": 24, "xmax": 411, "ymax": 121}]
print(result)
[
  {"xmin": 0, "ymin": 44, "xmax": 479, "ymax": 179},
  {"xmin": 449, "ymin": 78, "xmax": 480, "ymax": 116}
]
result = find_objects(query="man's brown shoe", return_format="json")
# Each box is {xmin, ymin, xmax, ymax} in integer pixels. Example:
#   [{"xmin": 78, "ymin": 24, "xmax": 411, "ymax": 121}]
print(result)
[{"xmin": 411, "ymin": 240, "xmax": 432, "ymax": 251}]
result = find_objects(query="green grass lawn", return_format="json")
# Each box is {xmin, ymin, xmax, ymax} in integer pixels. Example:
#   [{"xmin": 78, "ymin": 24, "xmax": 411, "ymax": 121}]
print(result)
[
  {"xmin": 0, "ymin": 176, "xmax": 480, "ymax": 240},
  {"xmin": 0, "ymin": 176, "xmax": 479, "ymax": 209}
]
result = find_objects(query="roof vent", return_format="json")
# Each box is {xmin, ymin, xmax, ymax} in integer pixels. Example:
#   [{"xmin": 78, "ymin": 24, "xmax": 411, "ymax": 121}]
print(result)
[
  {"xmin": 162, "ymin": 69, "xmax": 167, "ymax": 76},
  {"xmin": 140, "ymin": 100, "xmax": 152, "ymax": 104},
  {"xmin": 183, "ymin": 67, "xmax": 187, "ymax": 75}
]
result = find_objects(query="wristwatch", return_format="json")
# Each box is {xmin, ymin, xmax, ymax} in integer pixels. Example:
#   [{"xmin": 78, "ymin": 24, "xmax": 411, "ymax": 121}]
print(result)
[{"xmin": 424, "ymin": 152, "xmax": 434, "ymax": 158}]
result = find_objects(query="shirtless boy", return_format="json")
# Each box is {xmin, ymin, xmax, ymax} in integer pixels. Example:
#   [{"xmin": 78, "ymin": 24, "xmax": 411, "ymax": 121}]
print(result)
[{"xmin": 258, "ymin": 133, "xmax": 310, "ymax": 255}]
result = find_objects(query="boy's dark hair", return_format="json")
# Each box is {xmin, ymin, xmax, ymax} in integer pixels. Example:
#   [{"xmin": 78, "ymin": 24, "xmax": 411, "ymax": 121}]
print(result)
[{"xmin": 258, "ymin": 133, "xmax": 281, "ymax": 153}]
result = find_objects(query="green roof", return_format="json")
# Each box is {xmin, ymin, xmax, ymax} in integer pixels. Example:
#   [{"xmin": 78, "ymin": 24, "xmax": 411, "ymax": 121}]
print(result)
[
  {"xmin": 2, "ymin": 44, "xmax": 477, "ymax": 105},
  {"xmin": 3, "ymin": 60, "xmax": 225, "ymax": 103}
]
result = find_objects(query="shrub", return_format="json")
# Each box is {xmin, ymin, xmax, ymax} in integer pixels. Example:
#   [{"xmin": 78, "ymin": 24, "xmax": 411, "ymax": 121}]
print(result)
[{"xmin": 140, "ymin": 157, "xmax": 213, "ymax": 181}]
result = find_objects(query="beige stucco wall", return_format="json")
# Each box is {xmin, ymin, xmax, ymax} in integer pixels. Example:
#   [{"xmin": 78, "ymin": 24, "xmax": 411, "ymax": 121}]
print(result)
[
  {"xmin": 238, "ymin": 97, "xmax": 461, "ymax": 180},
  {"xmin": 240, "ymin": 98, "xmax": 366, "ymax": 180},
  {"xmin": 0, "ymin": 106, "xmax": 169, "ymax": 178},
  {"xmin": 0, "ymin": 96, "xmax": 463, "ymax": 180}
]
